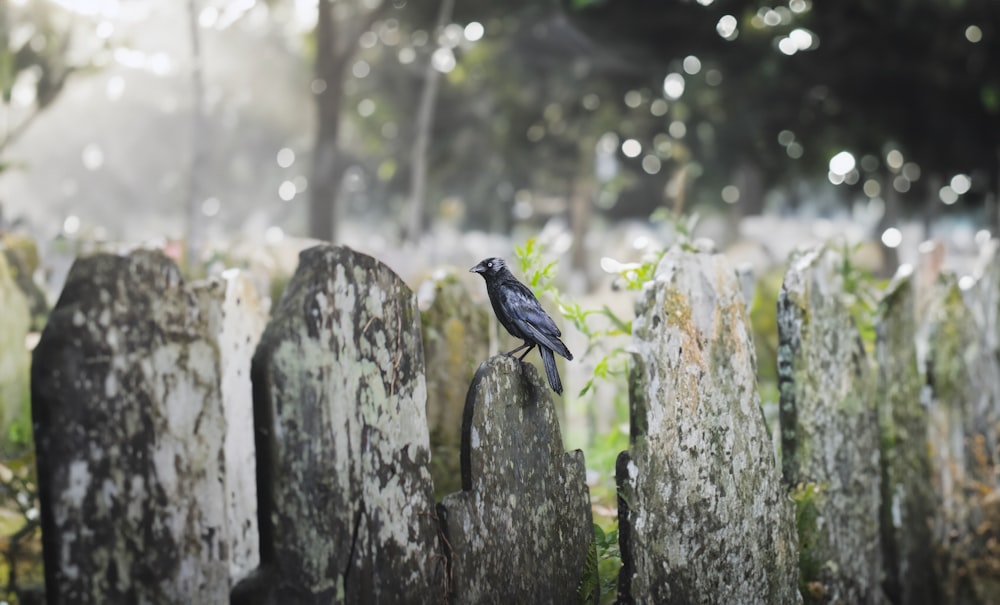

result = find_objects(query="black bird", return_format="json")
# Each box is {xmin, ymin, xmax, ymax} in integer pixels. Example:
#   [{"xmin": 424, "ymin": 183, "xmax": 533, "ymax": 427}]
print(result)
[{"xmin": 470, "ymin": 257, "xmax": 573, "ymax": 394}]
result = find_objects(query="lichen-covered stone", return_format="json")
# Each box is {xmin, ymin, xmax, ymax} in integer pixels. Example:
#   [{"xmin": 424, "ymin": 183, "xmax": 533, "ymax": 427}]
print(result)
[
  {"xmin": 438, "ymin": 355, "xmax": 593, "ymax": 604},
  {"xmin": 777, "ymin": 245, "xmax": 882, "ymax": 604},
  {"xmin": 0, "ymin": 252, "xmax": 31, "ymax": 440},
  {"xmin": 418, "ymin": 271, "xmax": 490, "ymax": 499},
  {"xmin": 619, "ymin": 246, "xmax": 800, "ymax": 604},
  {"xmin": 238, "ymin": 245, "xmax": 442, "ymax": 604},
  {"xmin": 925, "ymin": 272, "xmax": 1000, "ymax": 604},
  {"xmin": 31, "ymin": 250, "xmax": 256, "ymax": 604},
  {"xmin": 209, "ymin": 271, "xmax": 267, "ymax": 585},
  {"xmin": 972, "ymin": 238, "xmax": 1000, "ymax": 356},
  {"xmin": 875, "ymin": 270, "xmax": 939, "ymax": 605}
]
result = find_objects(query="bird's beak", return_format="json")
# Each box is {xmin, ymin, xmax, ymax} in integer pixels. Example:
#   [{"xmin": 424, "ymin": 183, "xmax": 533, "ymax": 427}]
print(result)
[{"xmin": 470, "ymin": 263, "xmax": 483, "ymax": 273}]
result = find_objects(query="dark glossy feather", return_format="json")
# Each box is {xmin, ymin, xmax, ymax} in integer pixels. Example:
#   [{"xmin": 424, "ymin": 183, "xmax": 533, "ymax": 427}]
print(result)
[{"xmin": 470, "ymin": 257, "xmax": 573, "ymax": 394}]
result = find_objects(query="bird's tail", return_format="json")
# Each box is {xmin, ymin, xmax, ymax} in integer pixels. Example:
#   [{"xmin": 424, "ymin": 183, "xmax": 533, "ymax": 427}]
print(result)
[{"xmin": 540, "ymin": 346, "xmax": 563, "ymax": 395}]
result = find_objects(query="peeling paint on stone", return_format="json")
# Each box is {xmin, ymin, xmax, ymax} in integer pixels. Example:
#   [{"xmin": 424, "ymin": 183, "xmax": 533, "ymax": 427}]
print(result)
[
  {"xmin": 620, "ymin": 246, "xmax": 800, "ymax": 604},
  {"xmin": 438, "ymin": 355, "xmax": 593, "ymax": 604}
]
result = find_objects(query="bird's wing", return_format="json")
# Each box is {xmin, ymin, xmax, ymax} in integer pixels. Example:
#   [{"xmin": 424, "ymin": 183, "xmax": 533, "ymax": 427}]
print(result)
[
  {"xmin": 498, "ymin": 279, "xmax": 562, "ymax": 336},
  {"xmin": 515, "ymin": 317, "xmax": 573, "ymax": 360}
]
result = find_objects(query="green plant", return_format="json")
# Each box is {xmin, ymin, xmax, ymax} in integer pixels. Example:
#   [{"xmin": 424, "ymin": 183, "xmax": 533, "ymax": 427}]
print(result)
[
  {"xmin": 513, "ymin": 222, "xmax": 698, "ymax": 602},
  {"xmin": 514, "ymin": 238, "xmax": 662, "ymax": 397},
  {"xmin": 791, "ymin": 481, "xmax": 826, "ymax": 603},
  {"xmin": 0, "ymin": 452, "xmax": 42, "ymax": 602},
  {"xmin": 835, "ymin": 240, "xmax": 883, "ymax": 355},
  {"xmin": 577, "ymin": 522, "xmax": 622, "ymax": 604}
]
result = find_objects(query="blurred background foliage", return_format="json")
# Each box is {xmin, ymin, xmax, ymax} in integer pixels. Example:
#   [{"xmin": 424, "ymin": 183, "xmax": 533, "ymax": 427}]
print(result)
[{"xmin": 2, "ymin": 0, "xmax": 997, "ymax": 252}]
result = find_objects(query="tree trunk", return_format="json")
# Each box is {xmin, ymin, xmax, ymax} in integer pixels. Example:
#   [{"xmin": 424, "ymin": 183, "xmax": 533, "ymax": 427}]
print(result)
[
  {"xmin": 185, "ymin": 0, "xmax": 206, "ymax": 271},
  {"xmin": 406, "ymin": 0, "xmax": 454, "ymax": 244},
  {"xmin": 308, "ymin": 82, "xmax": 344, "ymax": 242},
  {"xmin": 307, "ymin": 0, "xmax": 386, "ymax": 243}
]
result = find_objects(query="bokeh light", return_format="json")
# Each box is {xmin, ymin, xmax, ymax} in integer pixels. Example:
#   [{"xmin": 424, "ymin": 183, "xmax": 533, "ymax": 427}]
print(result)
[
  {"xmin": 881, "ymin": 227, "xmax": 902, "ymax": 248},
  {"xmin": 431, "ymin": 48, "xmax": 455, "ymax": 73},
  {"xmin": 621, "ymin": 139, "xmax": 642, "ymax": 158},
  {"xmin": 641, "ymin": 155, "xmax": 661, "ymax": 174},
  {"xmin": 201, "ymin": 197, "xmax": 220, "ymax": 217},
  {"xmin": 63, "ymin": 215, "xmax": 80, "ymax": 235},
  {"xmin": 716, "ymin": 15, "xmax": 738, "ymax": 40},
  {"xmin": 721, "ymin": 185, "xmax": 740, "ymax": 204},
  {"xmin": 464, "ymin": 21, "xmax": 484, "ymax": 42},
  {"xmin": 279, "ymin": 180, "xmax": 297, "ymax": 201},
  {"xmin": 683, "ymin": 56, "xmax": 702, "ymax": 75},
  {"xmin": 950, "ymin": 173, "xmax": 971, "ymax": 195},
  {"xmin": 828, "ymin": 151, "xmax": 855, "ymax": 176},
  {"xmin": 939, "ymin": 186, "xmax": 958, "ymax": 205},
  {"xmin": 276, "ymin": 148, "xmax": 295, "ymax": 168},
  {"xmin": 662, "ymin": 73, "xmax": 685, "ymax": 99}
]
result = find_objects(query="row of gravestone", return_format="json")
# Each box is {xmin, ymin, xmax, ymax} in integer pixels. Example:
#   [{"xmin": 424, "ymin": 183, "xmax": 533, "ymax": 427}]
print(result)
[
  {"xmin": 23, "ymin": 239, "xmax": 1000, "ymax": 604},
  {"xmin": 29, "ymin": 246, "xmax": 590, "ymax": 604}
]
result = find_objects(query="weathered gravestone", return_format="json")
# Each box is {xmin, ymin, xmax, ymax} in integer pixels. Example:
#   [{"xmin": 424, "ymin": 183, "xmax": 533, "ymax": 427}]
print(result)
[
  {"xmin": 438, "ymin": 355, "xmax": 594, "ymax": 604},
  {"xmin": 972, "ymin": 238, "xmax": 1000, "ymax": 356},
  {"xmin": 31, "ymin": 251, "xmax": 263, "ymax": 603},
  {"xmin": 232, "ymin": 245, "xmax": 443, "ymax": 604},
  {"xmin": 418, "ymin": 271, "xmax": 490, "ymax": 499},
  {"xmin": 777, "ymin": 244, "xmax": 882, "ymax": 604},
  {"xmin": 618, "ymin": 246, "xmax": 800, "ymax": 604},
  {"xmin": 875, "ymin": 269, "xmax": 939, "ymax": 605},
  {"xmin": 924, "ymin": 270, "xmax": 1000, "ymax": 604}
]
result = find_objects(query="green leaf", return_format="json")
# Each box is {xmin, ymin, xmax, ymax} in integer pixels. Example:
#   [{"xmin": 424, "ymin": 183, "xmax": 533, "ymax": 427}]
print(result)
[
  {"xmin": 576, "ymin": 535, "xmax": 600, "ymax": 605},
  {"xmin": 600, "ymin": 305, "xmax": 632, "ymax": 335}
]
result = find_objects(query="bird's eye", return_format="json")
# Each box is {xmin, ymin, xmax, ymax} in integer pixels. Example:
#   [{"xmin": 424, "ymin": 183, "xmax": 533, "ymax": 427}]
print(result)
[{"xmin": 487, "ymin": 262, "xmax": 493, "ymax": 267}]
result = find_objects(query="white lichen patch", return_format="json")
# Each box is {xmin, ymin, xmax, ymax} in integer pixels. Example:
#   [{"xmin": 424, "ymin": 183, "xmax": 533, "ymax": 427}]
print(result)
[
  {"xmin": 253, "ymin": 247, "xmax": 441, "ymax": 597},
  {"xmin": 779, "ymin": 244, "xmax": 882, "ymax": 603},
  {"xmin": 64, "ymin": 460, "xmax": 92, "ymax": 509},
  {"xmin": 623, "ymin": 246, "xmax": 800, "ymax": 603}
]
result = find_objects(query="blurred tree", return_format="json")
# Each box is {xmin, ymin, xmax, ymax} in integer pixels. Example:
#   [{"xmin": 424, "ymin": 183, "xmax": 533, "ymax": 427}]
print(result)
[
  {"xmin": 346, "ymin": 2, "xmax": 654, "ymax": 235},
  {"xmin": 185, "ymin": 0, "xmax": 207, "ymax": 270},
  {"xmin": 405, "ymin": 0, "xmax": 454, "ymax": 243},
  {"xmin": 309, "ymin": 0, "xmax": 389, "ymax": 242},
  {"xmin": 0, "ymin": 1, "xmax": 82, "ymax": 160},
  {"xmin": 325, "ymin": 0, "xmax": 997, "ymax": 247},
  {"xmin": 564, "ymin": 0, "xmax": 1000, "ymax": 224}
]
